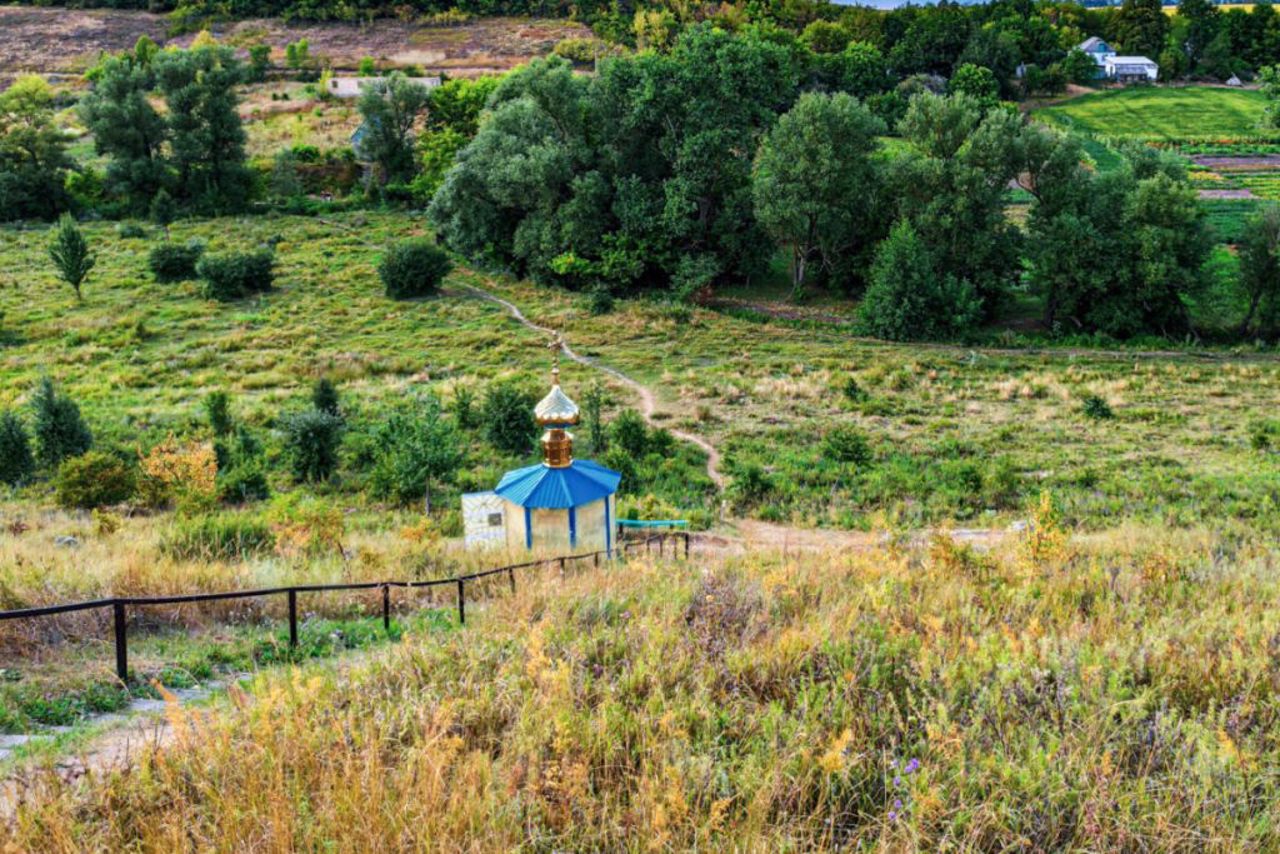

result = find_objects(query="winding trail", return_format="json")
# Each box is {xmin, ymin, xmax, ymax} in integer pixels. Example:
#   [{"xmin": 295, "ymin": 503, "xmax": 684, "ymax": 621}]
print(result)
[{"xmin": 458, "ymin": 283, "xmax": 728, "ymax": 490}]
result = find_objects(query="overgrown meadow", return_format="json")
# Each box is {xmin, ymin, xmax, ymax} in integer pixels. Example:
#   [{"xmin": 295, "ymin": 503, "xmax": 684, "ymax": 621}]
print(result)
[
  {"xmin": 6, "ymin": 516, "xmax": 1280, "ymax": 850},
  {"xmin": 1, "ymin": 212, "xmax": 1277, "ymax": 541}
]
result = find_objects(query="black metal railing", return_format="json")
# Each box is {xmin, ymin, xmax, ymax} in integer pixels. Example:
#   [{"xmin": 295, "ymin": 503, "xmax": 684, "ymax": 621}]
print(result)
[{"xmin": 0, "ymin": 532, "xmax": 692, "ymax": 682}]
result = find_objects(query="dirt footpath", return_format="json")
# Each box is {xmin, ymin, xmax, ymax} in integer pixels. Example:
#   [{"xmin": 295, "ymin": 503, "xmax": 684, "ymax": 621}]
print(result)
[{"xmin": 0, "ymin": 6, "xmax": 587, "ymax": 76}]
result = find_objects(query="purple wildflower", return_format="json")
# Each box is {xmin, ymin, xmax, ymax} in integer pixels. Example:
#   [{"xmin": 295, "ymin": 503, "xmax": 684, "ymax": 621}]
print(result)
[
  {"xmin": 904, "ymin": 758, "xmax": 920, "ymax": 775},
  {"xmin": 888, "ymin": 811, "xmax": 897, "ymax": 822},
  {"xmin": 894, "ymin": 799, "xmax": 903, "ymax": 810},
  {"xmin": 893, "ymin": 775, "xmax": 902, "ymax": 788}
]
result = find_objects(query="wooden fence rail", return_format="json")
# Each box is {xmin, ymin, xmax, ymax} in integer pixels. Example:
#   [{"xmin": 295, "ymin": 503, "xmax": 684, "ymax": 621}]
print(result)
[{"xmin": 0, "ymin": 532, "xmax": 692, "ymax": 682}]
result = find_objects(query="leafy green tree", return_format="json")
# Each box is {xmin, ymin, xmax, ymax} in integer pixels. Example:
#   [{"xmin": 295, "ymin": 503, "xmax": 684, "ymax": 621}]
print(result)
[
  {"xmin": 830, "ymin": 41, "xmax": 892, "ymax": 99},
  {"xmin": 247, "ymin": 43, "xmax": 271, "ymax": 82},
  {"xmin": 610, "ymin": 409, "xmax": 649, "ymax": 459},
  {"xmin": 425, "ymin": 76, "xmax": 499, "ymax": 136},
  {"xmin": 1060, "ymin": 48, "xmax": 1099, "ymax": 85},
  {"xmin": 0, "ymin": 75, "xmax": 73, "ymax": 221},
  {"xmin": 368, "ymin": 397, "xmax": 463, "ymax": 511},
  {"xmin": 581, "ymin": 381, "xmax": 606, "ymax": 453},
  {"xmin": 948, "ymin": 63, "xmax": 999, "ymax": 110},
  {"xmin": 858, "ymin": 219, "xmax": 980, "ymax": 341},
  {"xmin": 48, "ymin": 214, "xmax": 95, "ymax": 301},
  {"xmin": 356, "ymin": 73, "xmax": 433, "ymax": 186},
  {"xmin": 379, "ymin": 239, "xmax": 452, "ymax": 298},
  {"xmin": 1262, "ymin": 65, "xmax": 1280, "ymax": 129},
  {"xmin": 205, "ymin": 390, "xmax": 234, "ymax": 437},
  {"xmin": 1178, "ymin": 0, "xmax": 1220, "ymax": 69},
  {"xmin": 280, "ymin": 409, "xmax": 343, "ymax": 482},
  {"xmin": 800, "ymin": 20, "xmax": 851, "ymax": 54},
  {"xmin": 1111, "ymin": 0, "xmax": 1170, "ymax": 58},
  {"xmin": 1238, "ymin": 204, "xmax": 1280, "ymax": 336},
  {"xmin": 753, "ymin": 91, "xmax": 885, "ymax": 297},
  {"xmin": 55, "ymin": 451, "xmax": 136, "ymax": 509},
  {"xmin": 891, "ymin": 92, "xmax": 1023, "ymax": 317},
  {"xmin": 153, "ymin": 45, "xmax": 253, "ymax": 214},
  {"xmin": 358, "ymin": 56, "xmax": 377, "ymax": 76},
  {"xmin": 269, "ymin": 149, "xmax": 305, "ymax": 202},
  {"xmin": 481, "ymin": 381, "xmax": 538, "ymax": 456},
  {"xmin": 79, "ymin": 54, "xmax": 169, "ymax": 212},
  {"xmin": 31, "ymin": 377, "xmax": 92, "ymax": 469},
  {"xmin": 0, "ymin": 411, "xmax": 35, "ymax": 487}
]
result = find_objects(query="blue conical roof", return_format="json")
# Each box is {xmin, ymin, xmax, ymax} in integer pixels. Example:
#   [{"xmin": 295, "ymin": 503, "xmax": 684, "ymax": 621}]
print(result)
[{"xmin": 494, "ymin": 459, "xmax": 620, "ymax": 509}]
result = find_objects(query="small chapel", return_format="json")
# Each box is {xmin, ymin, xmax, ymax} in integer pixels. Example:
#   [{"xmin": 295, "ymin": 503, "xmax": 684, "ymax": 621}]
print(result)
[{"xmin": 461, "ymin": 365, "xmax": 621, "ymax": 554}]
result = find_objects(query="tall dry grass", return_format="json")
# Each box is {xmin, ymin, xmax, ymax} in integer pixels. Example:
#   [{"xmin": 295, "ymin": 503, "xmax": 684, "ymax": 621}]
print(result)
[{"xmin": 5, "ymin": 520, "xmax": 1280, "ymax": 851}]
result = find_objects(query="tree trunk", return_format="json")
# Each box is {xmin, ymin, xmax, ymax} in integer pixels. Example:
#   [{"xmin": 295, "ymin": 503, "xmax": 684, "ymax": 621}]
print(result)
[{"xmin": 423, "ymin": 480, "xmax": 431, "ymax": 516}]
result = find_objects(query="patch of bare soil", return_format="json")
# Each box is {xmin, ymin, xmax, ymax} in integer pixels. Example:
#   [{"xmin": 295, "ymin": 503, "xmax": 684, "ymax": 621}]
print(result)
[
  {"xmin": 1199, "ymin": 188, "xmax": 1257, "ymax": 199},
  {"xmin": 0, "ymin": 6, "xmax": 588, "ymax": 77},
  {"xmin": 1192, "ymin": 154, "xmax": 1280, "ymax": 170}
]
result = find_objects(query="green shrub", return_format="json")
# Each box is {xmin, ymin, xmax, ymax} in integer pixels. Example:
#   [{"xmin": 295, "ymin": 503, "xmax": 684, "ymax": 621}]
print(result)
[
  {"xmin": 160, "ymin": 513, "xmax": 276, "ymax": 561},
  {"xmin": 280, "ymin": 409, "xmax": 343, "ymax": 482},
  {"xmin": 823, "ymin": 425, "xmax": 873, "ymax": 465},
  {"xmin": 1082, "ymin": 395, "xmax": 1114, "ymax": 420},
  {"xmin": 148, "ymin": 240, "xmax": 205, "ymax": 283},
  {"xmin": 31, "ymin": 377, "xmax": 92, "ymax": 469},
  {"xmin": 0, "ymin": 411, "xmax": 35, "ymax": 487},
  {"xmin": 54, "ymin": 451, "xmax": 136, "ymax": 509},
  {"xmin": 481, "ymin": 382, "xmax": 537, "ymax": 456},
  {"xmin": 205, "ymin": 390, "xmax": 233, "ymax": 437},
  {"xmin": 217, "ymin": 461, "xmax": 271, "ymax": 504},
  {"xmin": 611, "ymin": 409, "xmax": 649, "ymax": 459},
  {"xmin": 378, "ymin": 239, "xmax": 452, "ymax": 299},
  {"xmin": 117, "ymin": 221, "xmax": 148, "ymax": 239},
  {"xmin": 197, "ymin": 250, "xmax": 275, "ymax": 301}
]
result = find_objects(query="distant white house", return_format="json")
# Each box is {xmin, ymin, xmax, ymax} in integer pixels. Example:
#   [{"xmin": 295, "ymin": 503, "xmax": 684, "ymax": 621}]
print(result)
[
  {"xmin": 326, "ymin": 76, "xmax": 442, "ymax": 98},
  {"xmin": 1075, "ymin": 38, "xmax": 1158, "ymax": 83}
]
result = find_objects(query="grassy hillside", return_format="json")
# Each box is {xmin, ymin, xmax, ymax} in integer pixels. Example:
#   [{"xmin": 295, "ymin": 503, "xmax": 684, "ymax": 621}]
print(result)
[
  {"xmin": 7, "ymin": 525, "xmax": 1280, "ymax": 849},
  {"xmin": 1034, "ymin": 86, "xmax": 1276, "ymax": 143},
  {"xmin": 1, "ymin": 213, "xmax": 1277, "ymax": 533}
]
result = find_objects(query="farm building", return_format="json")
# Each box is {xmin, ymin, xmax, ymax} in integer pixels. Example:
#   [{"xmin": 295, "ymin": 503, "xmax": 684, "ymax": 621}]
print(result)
[
  {"xmin": 1075, "ymin": 38, "xmax": 1159, "ymax": 83},
  {"xmin": 326, "ymin": 76, "xmax": 441, "ymax": 98},
  {"xmin": 462, "ymin": 365, "xmax": 621, "ymax": 554}
]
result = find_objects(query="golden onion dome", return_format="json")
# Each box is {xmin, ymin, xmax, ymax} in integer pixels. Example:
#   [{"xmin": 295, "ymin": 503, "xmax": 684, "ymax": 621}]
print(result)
[{"xmin": 535, "ymin": 366, "xmax": 580, "ymax": 426}]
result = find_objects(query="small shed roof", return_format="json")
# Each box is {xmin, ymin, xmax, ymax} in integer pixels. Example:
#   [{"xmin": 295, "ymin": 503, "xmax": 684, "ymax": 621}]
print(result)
[
  {"xmin": 495, "ymin": 459, "xmax": 620, "ymax": 509},
  {"xmin": 1078, "ymin": 37, "xmax": 1110, "ymax": 52}
]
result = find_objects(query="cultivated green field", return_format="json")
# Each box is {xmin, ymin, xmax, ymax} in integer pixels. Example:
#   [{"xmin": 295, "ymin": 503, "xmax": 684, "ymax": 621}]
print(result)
[{"xmin": 1035, "ymin": 86, "xmax": 1276, "ymax": 143}]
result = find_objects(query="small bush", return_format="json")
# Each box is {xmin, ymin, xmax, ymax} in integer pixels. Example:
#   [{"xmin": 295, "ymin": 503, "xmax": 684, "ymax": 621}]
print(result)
[
  {"xmin": 311, "ymin": 377, "xmax": 341, "ymax": 419},
  {"xmin": 197, "ymin": 250, "xmax": 275, "ymax": 301},
  {"xmin": 589, "ymin": 286, "xmax": 615, "ymax": 315},
  {"xmin": 378, "ymin": 239, "xmax": 451, "ymax": 299},
  {"xmin": 280, "ymin": 409, "xmax": 343, "ymax": 482},
  {"xmin": 55, "ymin": 451, "xmax": 136, "ymax": 509},
  {"xmin": 823, "ymin": 425, "xmax": 873, "ymax": 465},
  {"xmin": 611, "ymin": 409, "xmax": 650, "ymax": 459},
  {"xmin": 148, "ymin": 240, "xmax": 205, "ymax": 283},
  {"xmin": 160, "ymin": 514, "xmax": 276, "ymax": 561},
  {"xmin": 0, "ymin": 411, "xmax": 35, "ymax": 487},
  {"xmin": 481, "ymin": 382, "xmax": 537, "ymax": 456},
  {"xmin": 217, "ymin": 460, "xmax": 271, "ymax": 504},
  {"xmin": 117, "ymin": 222, "xmax": 148, "ymax": 239},
  {"xmin": 1081, "ymin": 395, "xmax": 1114, "ymax": 420}
]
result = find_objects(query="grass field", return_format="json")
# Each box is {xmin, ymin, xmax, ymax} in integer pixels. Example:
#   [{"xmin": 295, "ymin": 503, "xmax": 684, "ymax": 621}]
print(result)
[
  {"xmin": 0, "ymin": 212, "xmax": 1276, "ymax": 539},
  {"xmin": 1035, "ymin": 86, "xmax": 1277, "ymax": 144},
  {"xmin": 8, "ymin": 528, "xmax": 1280, "ymax": 849}
]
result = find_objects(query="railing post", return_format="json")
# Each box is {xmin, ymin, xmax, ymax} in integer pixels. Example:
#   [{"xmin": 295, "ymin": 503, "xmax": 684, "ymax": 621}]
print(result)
[
  {"xmin": 594, "ymin": 551, "xmax": 599, "ymax": 568},
  {"xmin": 112, "ymin": 600, "xmax": 128, "ymax": 683},
  {"xmin": 559, "ymin": 557, "xmax": 566, "ymax": 577},
  {"xmin": 456, "ymin": 579, "xmax": 466, "ymax": 625},
  {"xmin": 508, "ymin": 567, "xmax": 516, "ymax": 594},
  {"xmin": 287, "ymin": 588, "xmax": 298, "ymax": 648},
  {"xmin": 382, "ymin": 585, "xmax": 391, "ymax": 633},
  {"xmin": 684, "ymin": 532, "xmax": 690, "ymax": 560}
]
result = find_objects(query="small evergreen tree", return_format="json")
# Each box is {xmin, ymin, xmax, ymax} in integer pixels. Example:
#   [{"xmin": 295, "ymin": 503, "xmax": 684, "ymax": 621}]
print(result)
[
  {"xmin": 48, "ymin": 214, "xmax": 95, "ymax": 301},
  {"xmin": 205, "ymin": 390, "xmax": 234, "ymax": 437},
  {"xmin": 453, "ymin": 384, "xmax": 476, "ymax": 430},
  {"xmin": 150, "ymin": 188, "xmax": 177, "ymax": 231},
  {"xmin": 280, "ymin": 409, "xmax": 343, "ymax": 482},
  {"xmin": 0, "ymin": 411, "xmax": 35, "ymax": 487},
  {"xmin": 311, "ymin": 377, "xmax": 341, "ymax": 419},
  {"xmin": 30, "ymin": 377, "xmax": 92, "ymax": 469}
]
